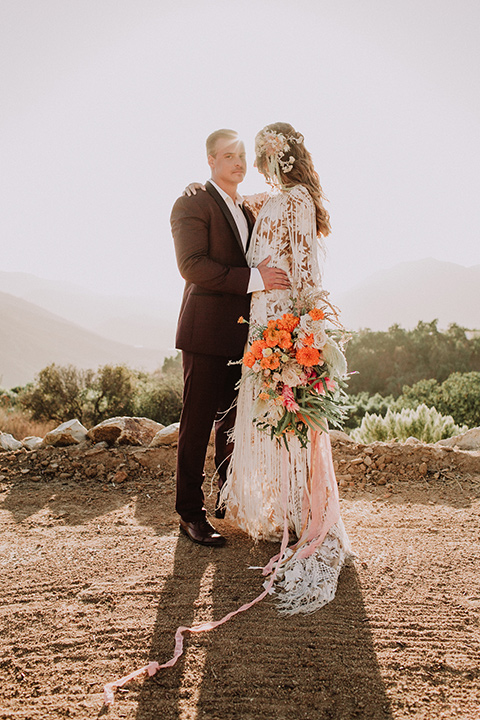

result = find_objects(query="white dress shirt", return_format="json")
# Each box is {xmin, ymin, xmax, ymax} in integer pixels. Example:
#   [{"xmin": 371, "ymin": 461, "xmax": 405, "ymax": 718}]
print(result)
[{"xmin": 209, "ymin": 180, "xmax": 264, "ymax": 294}]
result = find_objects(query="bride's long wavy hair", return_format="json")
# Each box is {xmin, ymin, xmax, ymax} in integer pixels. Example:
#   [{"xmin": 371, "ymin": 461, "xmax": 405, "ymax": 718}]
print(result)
[{"xmin": 255, "ymin": 122, "xmax": 331, "ymax": 238}]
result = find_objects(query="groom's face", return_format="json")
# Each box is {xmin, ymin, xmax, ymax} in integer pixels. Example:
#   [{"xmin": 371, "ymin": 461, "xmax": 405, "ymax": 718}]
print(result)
[{"xmin": 208, "ymin": 138, "xmax": 247, "ymax": 188}]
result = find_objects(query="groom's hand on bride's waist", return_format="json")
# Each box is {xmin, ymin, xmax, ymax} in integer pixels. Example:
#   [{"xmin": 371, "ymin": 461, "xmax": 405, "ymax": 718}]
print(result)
[{"xmin": 257, "ymin": 256, "xmax": 290, "ymax": 291}]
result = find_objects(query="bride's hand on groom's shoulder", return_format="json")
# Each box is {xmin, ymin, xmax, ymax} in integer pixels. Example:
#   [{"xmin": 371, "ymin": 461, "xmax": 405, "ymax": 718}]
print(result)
[{"xmin": 183, "ymin": 182, "xmax": 206, "ymax": 197}]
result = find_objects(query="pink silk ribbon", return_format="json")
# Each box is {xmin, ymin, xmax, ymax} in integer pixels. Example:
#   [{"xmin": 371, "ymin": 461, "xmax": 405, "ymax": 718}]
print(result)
[
  {"xmin": 103, "ymin": 466, "xmax": 291, "ymax": 706},
  {"xmin": 104, "ymin": 428, "xmax": 339, "ymax": 706}
]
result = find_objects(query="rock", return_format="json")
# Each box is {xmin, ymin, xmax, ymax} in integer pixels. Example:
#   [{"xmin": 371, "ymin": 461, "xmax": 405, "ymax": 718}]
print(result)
[
  {"xmin": 418, "ymin": 462, "xmax": 428, "ymax": 476},
  {"xmin": 150, "ymin": 423, "xmax": 180, "ymax": 447},
  {"xmin": 363, "ymin": 456, "xmax": 373, "ymax": 466},
  {"xmin": 405, "ymin": 436, "xmax": 423, "ymax": 445},
  {"xmin": 329, "ymin": 430, "xmax": 355, "ymax": 443},
  {"xmin": 0, "ymin": 432, "xmax": 22, "ymax": 451},
  {"xmin": 42, "ymin": 420, "xmax": 88, "ymax": 447},
  {"xmin": 113, "ymin": 470, "xmax": 128, "ymax": 483},
  {"xmin": 87, "ymin": 417, "xmax": 164, "ymax": 447},
  {"xmin": 22, "ymin": 436, "xmax": 43, "ymax": 451},
  {"xmin": 437, "ymin": 428, "xmax": 480, "ymax": 451}
]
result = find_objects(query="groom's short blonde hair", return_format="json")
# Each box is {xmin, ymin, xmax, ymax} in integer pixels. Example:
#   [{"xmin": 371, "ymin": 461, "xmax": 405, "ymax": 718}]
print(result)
[{"xmin": 206, "ymin": 129, "xmax": 239, "ymax": 157}]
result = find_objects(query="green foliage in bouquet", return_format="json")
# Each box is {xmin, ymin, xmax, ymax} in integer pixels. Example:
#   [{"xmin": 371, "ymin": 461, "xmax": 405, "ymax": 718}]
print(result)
[
  {"xmin": 241, "ymin": 296, "xmax": 351, "ymax": 449},
  {"xmin": 256, "ymin": 375, "xmax": 350, "ymax": 449},
  {"xmin": 351, "ymin": 404, "xmax": 467, "ymax": 444}
]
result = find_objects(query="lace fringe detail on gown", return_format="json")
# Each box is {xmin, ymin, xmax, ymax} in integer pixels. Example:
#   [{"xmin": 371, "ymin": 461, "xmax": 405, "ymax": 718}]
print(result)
[{"xmin": 221, "ymin": 185, "xmax": 352, "ymax": 614}]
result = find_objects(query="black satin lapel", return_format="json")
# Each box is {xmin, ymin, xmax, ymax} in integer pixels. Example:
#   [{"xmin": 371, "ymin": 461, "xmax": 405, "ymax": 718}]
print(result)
[
  {"xmin": 242, "ymin": 204, "xmax": 255, "ymax": 234},
  {"xmin": 205, "ymin": 181, "xmax": 245, "ymax": 255}
]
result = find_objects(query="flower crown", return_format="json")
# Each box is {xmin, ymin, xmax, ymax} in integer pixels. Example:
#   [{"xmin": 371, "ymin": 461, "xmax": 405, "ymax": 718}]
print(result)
[{"xmin": 255, "ymin": 128, "xmax": 304, "ymax": 180}]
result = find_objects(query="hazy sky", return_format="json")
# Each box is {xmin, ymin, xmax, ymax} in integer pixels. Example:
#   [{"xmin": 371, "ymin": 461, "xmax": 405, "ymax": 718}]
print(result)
[{"xmin": 1, "ymin": 0, "xmax": 479, "ymax": 314}]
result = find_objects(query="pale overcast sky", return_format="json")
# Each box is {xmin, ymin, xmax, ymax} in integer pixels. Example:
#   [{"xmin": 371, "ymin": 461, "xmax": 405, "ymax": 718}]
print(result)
[{"xmin": 1, "ymin": 0, "xmax": 479, "ymax": 315}]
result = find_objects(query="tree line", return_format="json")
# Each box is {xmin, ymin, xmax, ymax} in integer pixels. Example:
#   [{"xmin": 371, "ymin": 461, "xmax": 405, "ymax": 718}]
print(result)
[{"xmin": 1, "ymin": 320, "xmax": 479, "ymax": 440}]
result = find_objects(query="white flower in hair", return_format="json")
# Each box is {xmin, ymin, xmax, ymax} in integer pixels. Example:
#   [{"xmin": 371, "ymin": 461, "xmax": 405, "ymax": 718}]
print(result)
[{"xmin": 255, "ymin": 128, "xmax": 302, "ymax": 180}]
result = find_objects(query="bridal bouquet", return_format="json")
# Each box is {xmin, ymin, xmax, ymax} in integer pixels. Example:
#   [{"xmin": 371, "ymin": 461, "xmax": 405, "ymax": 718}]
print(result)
[{"xmin": 239, "ymin": 298, "xmax": 349, "ymax": 448}]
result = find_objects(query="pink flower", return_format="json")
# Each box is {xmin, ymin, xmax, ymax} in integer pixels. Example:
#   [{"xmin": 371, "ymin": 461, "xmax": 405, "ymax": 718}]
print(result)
[
  {"xmin": 314, "ymin": 376, "xmax": 336, "ymax": 394},
  {"xmin": 281, "ymin": 385, "xmax": 300, "ymax": 412}
]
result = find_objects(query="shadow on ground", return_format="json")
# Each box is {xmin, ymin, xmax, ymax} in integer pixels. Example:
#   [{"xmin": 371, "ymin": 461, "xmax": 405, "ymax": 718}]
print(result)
[{"xmin": 132, "ymin": 529, "xmax": 392, "ymax": 720}]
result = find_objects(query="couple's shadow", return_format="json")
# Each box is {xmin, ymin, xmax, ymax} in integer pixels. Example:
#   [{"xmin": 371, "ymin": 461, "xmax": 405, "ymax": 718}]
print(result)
[{"xmin": 133, "ymin": 524, "xmax": 393, "ymax": 720}]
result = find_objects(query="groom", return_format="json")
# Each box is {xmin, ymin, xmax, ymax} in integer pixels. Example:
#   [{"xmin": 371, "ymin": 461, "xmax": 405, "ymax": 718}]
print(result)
[{"xmin": 171, "ymin": 128, "xmax": 289, "ymax": 546}]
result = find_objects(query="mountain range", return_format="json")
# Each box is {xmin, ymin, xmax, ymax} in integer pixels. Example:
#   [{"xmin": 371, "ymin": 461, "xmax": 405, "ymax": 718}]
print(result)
[
  {"xmin": 0, "ymin": 290, "xmax": 166, "ymax": 389},
  {"xmin": 335, "ymin": 258, "xmax": 480, "ymax": 331},
  {"xmin": 1, "ymin": 258, "xmax": 478, "ymax": 389}
]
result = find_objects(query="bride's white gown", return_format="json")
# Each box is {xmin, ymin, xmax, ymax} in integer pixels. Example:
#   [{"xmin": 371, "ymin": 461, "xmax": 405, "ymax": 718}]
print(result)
[{"xmin": 221, "ymin": 184, "xmax": 351, "ymax": 614}]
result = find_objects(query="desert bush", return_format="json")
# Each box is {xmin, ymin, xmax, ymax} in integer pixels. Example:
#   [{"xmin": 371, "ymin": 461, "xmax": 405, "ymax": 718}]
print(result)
[
  {"xmin": 134, "ymin": 374, "xmax": 183, "ymax": 426},
  {"xmin": 18, "ymin": 361, "xmax": 184, "ymax": 428},
  {"xmin": 19, "ymin": 364, "xmax": 93, "ymax": 423},
  {"xmin": 346, "ymin": 371, "xmax": 480, "ymax": 431},
  {"xmin": 0, "ymin": 389, "xmax": 20, "ymax": 410},
  {"xmin": 351, "ymin": 404, "xmax": 467, "ymax": 444},
  {"xmin": 344, "ymin": 391, "xmax": 395, "ymax": 430},
  {"xmin": 394, "ymin": 372, "xmax": 480, "ymax": 428},
  {"xmin": 86, "ymin": 364, "xmax": 138, "ymax": 424},
  {"xmin": 162, "ymin": 352, "xmax": 182, "ymax": 376}
]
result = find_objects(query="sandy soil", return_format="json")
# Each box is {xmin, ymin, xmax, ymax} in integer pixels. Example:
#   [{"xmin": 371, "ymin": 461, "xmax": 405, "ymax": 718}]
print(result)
[{"xmin": 0, "ymin": 443, "xmax": 479, "ymax": 720}]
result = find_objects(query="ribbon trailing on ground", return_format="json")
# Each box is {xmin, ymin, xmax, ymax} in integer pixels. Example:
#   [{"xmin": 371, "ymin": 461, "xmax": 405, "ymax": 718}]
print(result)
[{"xmin": 104, "ymin": 430, "xmax": 339, "ymax": 706}]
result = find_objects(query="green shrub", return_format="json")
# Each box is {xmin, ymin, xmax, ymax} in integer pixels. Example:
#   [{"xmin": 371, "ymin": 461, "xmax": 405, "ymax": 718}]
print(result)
[
  {"xmin": 431, "ymin": 372, "xmax": 480, "ymax": 428},
  {"xmin": 134, "ymin": 374, "xmax": 183, "ymax": 426},
  {"xmin": 86, "ymin": 364, "xmax": 138, "ymax": 424},
  {"xmin": 18, "ymin": 360, "xmax": 184, "ymax": 428},
  {"xmin": 344, "ymin": 391, "xmax": 395, "ymax": 430},
  {"xmin": 19, "ymin": 364, "xmax": 93, "ymax": 423},
  {"xmin": 395, "ymin": 372, "xmax": 480, "ymax": 428},
  {"xmin": 351, "ymin": 404, "xmax": 467, "ymax": 444}
]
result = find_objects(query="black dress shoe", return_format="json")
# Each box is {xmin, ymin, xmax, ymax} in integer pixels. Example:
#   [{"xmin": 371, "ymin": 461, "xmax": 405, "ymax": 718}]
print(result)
[
  {"xmin": 215, "ymin": 491, "xmax": 226, "ymax": 519},
  {"xmin": 179, "ymin": 517, "xmax": 226, "ymax": 547}
]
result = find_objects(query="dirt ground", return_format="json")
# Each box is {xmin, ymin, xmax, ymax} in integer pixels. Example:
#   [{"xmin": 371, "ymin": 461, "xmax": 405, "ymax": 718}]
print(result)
[{"xmin": 0, "ymin": 441, "xmax": 479, "ymax": 720}]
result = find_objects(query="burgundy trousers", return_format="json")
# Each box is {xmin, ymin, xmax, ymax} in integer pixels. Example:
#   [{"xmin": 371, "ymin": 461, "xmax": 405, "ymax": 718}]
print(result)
[{"xmin": 176, "ymin": 350, "xmax": 242, "ymax": 522}]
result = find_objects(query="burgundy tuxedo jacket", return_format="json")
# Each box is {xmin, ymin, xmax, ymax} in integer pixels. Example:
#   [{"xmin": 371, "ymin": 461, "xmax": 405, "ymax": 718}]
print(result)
[{"xmin": 171, "ymin": 181, "xmax": 255, "ymax": 357}]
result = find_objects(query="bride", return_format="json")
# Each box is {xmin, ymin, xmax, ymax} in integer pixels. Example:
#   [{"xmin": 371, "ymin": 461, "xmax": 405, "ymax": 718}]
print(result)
[{"xmin": 220, "ymin": 122, "xmax": 351, "ymax": 614}]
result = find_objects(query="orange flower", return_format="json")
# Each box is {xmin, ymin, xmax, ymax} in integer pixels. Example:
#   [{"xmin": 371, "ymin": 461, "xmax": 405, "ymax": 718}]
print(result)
[
  {"xmin": 296, "ymin": 346, "xmax": 321, "ymax": 367},
  {"xmin": 301, "ymin": 333, "xmax": 315, "ymax": 346},
  {"xmin": 277, "ymin": 330, "xmax": 293, "ymax": 350},
  {"xmin": 237, "ymin": 316, "xmax": 247, "ymax": 324},
  {"xmin": 277, "ymin": 313, "xmax": 300, "ymax": 333},
  {"xmin": 259, "ymin": 391, "xmax": 269, "ymax": 401},
  {"xmin": 250, "ymin": 339, "xmax": 267, "ymax": 359},
  {"xmin": 260, "ymin": 354, "xmax": 280, "ymax": 370},
  {"xmin": 263, "ymin": 324, "xmax": 282, "ymax": 348},
  {"xmin": 243, "ymin": 352, "xmax": 256, "ymax": 368},
  {"xmin": 309, "ymin": 308, "xmax": 324, "ymax": 321}
]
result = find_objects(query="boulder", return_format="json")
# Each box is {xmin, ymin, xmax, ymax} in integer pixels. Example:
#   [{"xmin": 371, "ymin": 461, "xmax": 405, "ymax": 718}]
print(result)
[
  {"xmin": 329, "ymin": 430, "xmax": 354, "ymax": 443},
  {"xmin": 22, "ymin": 436, "xmax": 43, "ymax": 451},
  {"xmin": 150, "ymin": 423, "xmax": 180, "ymax": 446},
  {"xmin": 405, "ymin": 436, "xmax": 423, "ymax": 446},
  {"xmin": 437, "ymin": 427, "xmax": 480, "ymax": 451},
  {"xmin": 42, "ymin": 419, "xmax": 88, "ymax": 447},
  {"xmin": 87, "ymin": 417, "xmax": 164, "ymax": 447},
  {"xmin": 0, "ymin": 432, "xmax": 22, "ymax": 451}
]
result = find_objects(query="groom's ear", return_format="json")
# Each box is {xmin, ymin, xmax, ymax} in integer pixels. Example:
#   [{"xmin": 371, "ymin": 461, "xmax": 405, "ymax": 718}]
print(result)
[{"xmin": 207, "ymin": 154, "xmax": 215, "ymax": 171}]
